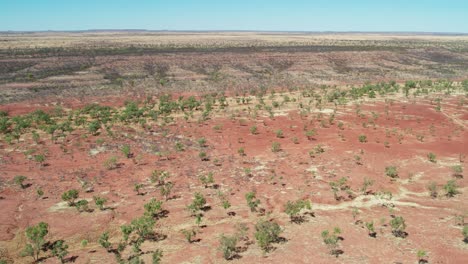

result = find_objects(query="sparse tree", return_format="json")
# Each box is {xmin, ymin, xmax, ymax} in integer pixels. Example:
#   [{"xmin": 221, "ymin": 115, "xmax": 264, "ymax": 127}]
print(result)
[
  {"xmin": 21, "ymin": 222, "xmax": 49, "ymax": 261},
  {"xmin": 219, "ymin": 234, "xmax": 238, "ymax": 260},
  {"xmin": 51, "ymin": 240, "xmax": 69, "ymax": 264},
  {"xmin": 61, "ymin": 189, "xmax": 79, "ymax": 206},
  {"xmin": 321, "ymin": 227, "xmax": 342, "ymax": 257},
  {"xmin": 390, "ymin": 216, "xmax": 407, "ymax": 238},
  {"xmin": 254, "ymin": 220, "xmax": 282, "ymax": 253},
  {"xmin": 14, "ymin": 175, "xmax": 27, "ymax": 189}
]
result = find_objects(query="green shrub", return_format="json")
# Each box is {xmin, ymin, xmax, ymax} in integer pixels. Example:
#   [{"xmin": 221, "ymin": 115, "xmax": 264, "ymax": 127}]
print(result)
[
  {"xmin": 94, "ymin": 196, "xmax": 108, "ymax": 210},
  {"xmin": 219, "ymin": 234, "xmax": 238, "ymax": 260},
  {"xmin": 144, "ymin": 198, "xmax": 163, "ymax": 218},
  {"xmin": 121, "ymin": 145, "xmax": 131, "ymax": 158},
  {"xmin": 250, "ymin": 125, "xmax": 258, "ymax": 135},
  {"xmin": 284, "ymin": 199, "xmax": 311, "ymax": 222},
  {"xmin": 427, "ymin": 152, "xmax": 436, "ymax": 163},
  {"xmin": 187, "ymin": 192, "xmax": 206, "ymax": 214},
  {"xmin": 245, "ymin": 192, "xmax": 261, "ymax": 212},
  {"xmin": 181, "ymin": 228, "xmax": 197, "ymax": 243},
  {"xmin": 443, "ymin": 180, "xmax": 459, "ymax": 197},
  {"xmin": 271, "ymin": 142, "xmax": 281, "ymax": 152},
  {"xmin": 51, "ymin": 240, "xmax": 69, "ymax": 263},
  {"xmin": 358, "ymin": 135, "xmax": 367, "ymax": 143},
  {"xmin": 61, "ymin": 189, "xmax": 79, "ymax": 206},
  {"xmin": 463, "ymin": 225, "xmax": 468, "ymax": 243},
  {"xmin": 385, "ymin": 166, "xmax": 398, "ymax": 178},
  {"xmin": 14, "ymin": 175, "xmax": 27, "ymax": 189},
  {"xmin": 390, "ymin": 216, "xmax": 407, "ymax": 238},
  {"xmin": 21, "ymin": 222, "xmax": 49, "ymax": 261},
  {"xmin": 254, "ymin": 220, "xmax": 282, "ymax": 253},
  {"xmin": 321, "ymin": 227, "xmax": 342, "ymax": 256}
]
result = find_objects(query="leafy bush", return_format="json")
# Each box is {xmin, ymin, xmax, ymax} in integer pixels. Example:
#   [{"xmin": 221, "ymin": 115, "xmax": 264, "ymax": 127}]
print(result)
[
  {"xmin": 385, "ymin": 166, "xmax": 398, "ymax": 178},
  {"xmin": 219, "ymin": 234, "xmax": 238, "ymax": 260},
  {"xmin": 121, "ymin": 145, "xmax": 131, "ymax": 158},
  {"xmin": 51, "ymin": 240, "xmax": 69, "ymax": 263},
  {"xmin": 187, "ymin": 192, "xmax": 206, "ymax": 214},
  {"xmin": 75, "ymin": 199, "xmax": 89, "ymax": 212},
  {"xmin": 358, "ymin": 135, "xmax": 367, "ymax": 143},
  {"xmin": 104, "ymin": 156, "xmax": 118, "ymax": 170},
  {"xmin": 254, "ymin": 220, "xmax": 282, "ymax": 253},
  {"xmin": 284, "ymin": 199, "xmax": 311, "ymax": 222},
  {"xmin": 365, "ymin": 221, "xmax": 376, "ymax": 237},
  {"xmin": 463, "ymin": 225, "xmax": 468, "ymax": 243},
  {"xmin": 61, "ymin": 189, "xmax": 79, "ymax": 206},
  {"xmin": 250, "ymin": 125, "xmax": 258, "ymax": 135},
  {"xmin": 94, "ymin": 196, "xmax": 108, "ymax": 210},
  {"xmin": 21, "ymin": 222, "xmax": 49, "ymax": 261},
  {"xmin": 452, "ymin": 165, "xmax": 463, "ymax": 178},
  {"xmin": 427, "ymin": 152, "xmax": 436, "ymax": 163},
  {"xmin": 199, "ymin": 172, "xmax": 214, "ymax": 188},
  {"xmin": 14, "ymin": 175, "xmax": 27, "ymax": 189},
  {"xmin": 443, "ymin": 180, "xmax": 459, "ymax": 197},
  {"xmin": 245, "ymin": 192, "xmax": 261, "ymax": 212},
  {"xmin": 181, "ymin": 228, "xmax": 197, "ymax": 243},
  {"xmin": 271, "ymin": 142, "xmax": 281, "ymax": 152},
  {"xmin": 144, "ymin": 198, "xmax": 163, "ymax": 218},
  {"xmin": 321, "ymin": 227, "xmax": 342, "ymax": 256},
  {"xmin": 390, "ymin": 216, "xmax": 407, "ymax": 238},
  {"xmin": 427, "ymin": 182, "xmax": 438, "ymax": 198}
]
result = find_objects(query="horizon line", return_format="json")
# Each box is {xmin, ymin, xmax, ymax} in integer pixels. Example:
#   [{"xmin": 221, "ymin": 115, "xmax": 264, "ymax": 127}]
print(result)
[{"xmin": 1, "ymin": 29, "xmax": 468, "ymax": 35}]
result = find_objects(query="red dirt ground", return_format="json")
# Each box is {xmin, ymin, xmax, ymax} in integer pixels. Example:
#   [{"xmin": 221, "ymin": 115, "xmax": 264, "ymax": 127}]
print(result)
[{"xmin": 0, "ymin": 92, "xmax": 467, "ymax": 263}]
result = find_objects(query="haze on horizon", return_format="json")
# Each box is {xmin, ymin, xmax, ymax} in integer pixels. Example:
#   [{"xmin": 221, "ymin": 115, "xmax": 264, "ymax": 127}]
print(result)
[{"xmin": 1, "ymin": 0, "xmax": 468, "ymax": 33}]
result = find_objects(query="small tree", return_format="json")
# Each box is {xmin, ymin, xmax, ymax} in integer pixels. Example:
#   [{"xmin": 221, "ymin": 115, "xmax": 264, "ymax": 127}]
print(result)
[
  {"xmin": 187, "ymin": 192, "xmax": 206, "ymax": 215},
  {"xmin": 443, "ymin": 180, "xmax": 459, "ymax": 197},
  {"xmin": 219, "ymin": 234, "xmax": 238, "ymax": 260},
  {"xmin": 284, "ymin": 199, "xmax": 311, "ymax": 223},
  {"xmin": 51, "ymin": 240, "xmax": 69, "ymax": 264},
  {"xmin": 427, "ymin": 182, "xmax": 438, "ymax": 198},
  {"xmin": 62, "ymin": 189, "xmax": 79, "ymax": 206},
  {"xmin": 160, "ymin": 182, "xmax": 174, "ymax": 201},
  {"xmin": 94, "ymin": 196, "xmax": 108, "ymax": 211},
  {"xmin": 305, "ymin": 129, "xmax": 316, "ymax": 140},
  {"xmin": 321, "ymin": 227, "xmax": 342, "ymax": 257},
  {"xmin": 181, "ymin": 228, "xmax": 197, "ymax": 243},
  {"xmin": 199, "ymin": 172, "xmax": 214, "ymax": 188},
  {"xmin": 463, "ymin": 225, "xmax": 468, "ymax": 243},
  {"xmin": 358, "ymin": 135, "xmax": 367, "ymax": 143},
  {"xmin": 14, "ymin": 175, "xmax": 28, "ymax": 189},
  {"xmin": 144, "ymin": 198, "xmax": 163, "ymax": 218},
  {"xmin": 121, "ymin": 145, "xmax": 132, "ymax": 158},
  {"xmin": 75, "ymin": 199, "xmax": 89, "ymax": 212},
  {"xmin": 98, "ymin": 232, "xmax": 112, "ymax": 252},
  {"xmin": 34, "ymin": 154, "xmax": 45, "ymax": 166},
  {"xmin": 250, "ymin": 125, "xmax": 258, "ymax": 135},
  {"xmin": 451, "ymin": 165, "xmax": 463, "ymax": 178},
  {"xmin": 150, "ymin": 170, "xmax": 170, "ymax": 186},
  {"xmin": 152, "ymin": 249, "xmax": 163, "ymax": 264},
  {"xmin": 238, "ymin": 147, "xmax": 246, "ymax": 156},
  {"xmin": 245, "ymin": 192, "xmax": 261, "ymax": 212},
  {"xmin": 21, "ymin": 222, "xmax": 49, "ymax": 262},
  {"xmin": 417, "ymin": 250, "xmax": 428, "ymax": 264},
  {"xmin": 365, "ymin": 221, "xmax": 376, "ymax": 237},
  {"xmin": 275, "ymin": 129, "xmax": 284, "ymax": 138},
  {"xmin": 427, "ymin": 152, "xmax": 436, "ymax": 163},
  {"xmin": 104, "ymin": 156, "xmax": 118, "ymax": 170},
  {"xmin": 271, "ymin": 142, "xmax": 281, "ymax": 152},
  {"xmin": 134, "ymin": 183, "xmax": 144, "ymax": 195},
  {"xmin": 385, "ymin": 166, "xmax": 398, "ymax": 179},
  {"xmin": 390, "ymin": 216, "xmax": 407, "ymax": 238},
  {"xmin": 254, "ymin": 220, "xmax": 282, "ymax": 253},
  {"xmin": 199, "ymin": 151, "xmax": 208, "ymax": 161}
]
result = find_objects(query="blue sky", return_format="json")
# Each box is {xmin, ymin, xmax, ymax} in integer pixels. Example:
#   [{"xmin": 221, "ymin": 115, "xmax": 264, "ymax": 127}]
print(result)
[{"xmin": 1, "ymin": 0, "xmax": 467, "ymax": 32}]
